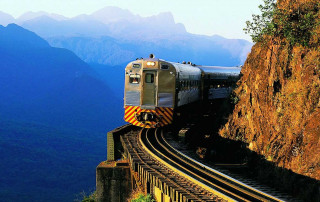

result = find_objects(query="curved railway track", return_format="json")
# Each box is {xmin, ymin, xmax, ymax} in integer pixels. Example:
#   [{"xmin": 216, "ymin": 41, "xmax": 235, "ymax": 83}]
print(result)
[
  {"xmin": 122, "ymin": 128, "xmax": 221, "ymax": 201},
  {"xmin": 140, "ymin": 128, "xmax": 286, "ymax": 202}
]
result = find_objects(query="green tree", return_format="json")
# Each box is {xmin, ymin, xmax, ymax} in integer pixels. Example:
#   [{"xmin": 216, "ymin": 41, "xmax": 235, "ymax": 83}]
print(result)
[
  {"xmin": 244, "ymin": 0, "xmax": 277, "ymax": 43},
  {"xmin": 131, "ymin": 194, "xmax": 154, "ymax": 202},
  {"xmin": 244, "ymin": 0, "xmax": 319, "ymax": 47}
]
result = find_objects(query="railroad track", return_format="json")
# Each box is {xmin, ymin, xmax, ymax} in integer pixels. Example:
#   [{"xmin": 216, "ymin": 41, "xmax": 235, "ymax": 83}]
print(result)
[
  {"xmin": 122, "ymin": 128, "xmax": 224, "ymax": 201},
  {"xmin": 121, "ymin": 127, "xmax": 291, "ymax": 201},
  {"xmin": 141, "ymin": 128, "xmax": 287, "ymax": 202},
  {"xmin": 164, "ymin": 136, "xmax": 299, "ymax": 202}
]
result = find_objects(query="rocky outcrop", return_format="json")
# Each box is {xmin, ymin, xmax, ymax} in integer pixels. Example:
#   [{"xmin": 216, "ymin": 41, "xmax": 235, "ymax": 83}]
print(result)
[{"xmin": 220, "ymin": 0, "xmax": 320, "ymax": 180}]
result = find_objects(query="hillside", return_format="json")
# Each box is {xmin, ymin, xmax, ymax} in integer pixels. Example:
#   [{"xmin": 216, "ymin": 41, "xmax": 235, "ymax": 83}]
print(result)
[
  {"xmin": 0, "ymin": 24, "xmax": 124, "ymax": 201},
  {"xmin": 0, "ymin": 119, "xmax": 104, "ymax": 202},
  {"xmin": 0, "ymin": 24, "xmax": 123, "ymax": 132},
  {"xmin": 220, "ymin": 0, "xmax": 320, "ymax": 181}
]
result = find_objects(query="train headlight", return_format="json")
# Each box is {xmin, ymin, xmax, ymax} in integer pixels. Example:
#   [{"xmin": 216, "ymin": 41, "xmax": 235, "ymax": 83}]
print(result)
[{"xmin": 147, "ymin": 61, "xmax": 156, "ymax": 66}]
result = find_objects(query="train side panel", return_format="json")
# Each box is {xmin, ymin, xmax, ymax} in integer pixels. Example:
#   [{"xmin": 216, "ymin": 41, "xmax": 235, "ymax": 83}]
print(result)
[
  {"xmin": 170, "ymin": 62, "xmax": 202, "ymax": 107},
  {"xmin": 198, "ymin": 66, "xmax": 241, "ymax": 100}
]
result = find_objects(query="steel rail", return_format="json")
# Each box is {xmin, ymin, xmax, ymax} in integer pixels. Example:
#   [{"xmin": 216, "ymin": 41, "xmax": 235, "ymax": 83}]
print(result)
[
  {"xmin": 138, "ymin": 128, "xmax": 203, "ymax": 201},
  {"xmin": 127, "ymin": 128, "xmax": 207, "ymax": 201},
  {"xmin": 151, "ymin": 129, "xmax": 251, "ymax": 201},
  {"xmin": 156, "ymin": 130, "xmax": 285, "ymax": 202},
  {"xmin": 140, "ymin": 128, "xmax": 237, "ymax": 201},
  {"xmin": 160, "ymin": 131, "xmax": 285, "ymax": 202}
]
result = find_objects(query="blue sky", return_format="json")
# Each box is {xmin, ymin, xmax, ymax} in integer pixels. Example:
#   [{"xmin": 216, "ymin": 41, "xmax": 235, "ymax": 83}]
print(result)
[{"xmin": 0, "ymin": 0, "xmax": 263, "ymax": 41}]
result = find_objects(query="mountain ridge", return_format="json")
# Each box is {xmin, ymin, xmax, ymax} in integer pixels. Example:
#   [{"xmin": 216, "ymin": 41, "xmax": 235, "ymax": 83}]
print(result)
[
  {"xmin": 0, "ymin": 23, "xmax": 123, "ymax": 132},
  {"xmin": 0, "ymin": 8, "xmax": 252, "ymax": 66},
  {"xmin": 0, "ymin": 23, "xmax": 124, "ymax": 201},
  {"xmin": 220, "ymin": 0, "xmax": 320, "ymax": 184}
]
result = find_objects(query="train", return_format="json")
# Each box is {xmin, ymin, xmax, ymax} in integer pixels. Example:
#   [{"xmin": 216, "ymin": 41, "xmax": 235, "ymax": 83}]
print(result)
[{"xmin": 124, "ymin": 54, "xmax": 241, "ymax": 128}]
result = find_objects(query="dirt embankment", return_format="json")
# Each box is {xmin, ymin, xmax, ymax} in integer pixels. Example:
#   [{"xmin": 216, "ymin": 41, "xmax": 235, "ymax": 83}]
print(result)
[{"xmin": 220, "ymin": 0, "xmax": 320, "ymax": 180}]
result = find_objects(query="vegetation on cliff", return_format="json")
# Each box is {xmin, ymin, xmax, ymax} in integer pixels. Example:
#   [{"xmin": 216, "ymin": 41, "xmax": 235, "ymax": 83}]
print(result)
[
  {"xmin": 244, "ymin": 0, "xmax": 319, "ymax": 47},
  {"xmin": 220, "ymin": 0, "xmax": 320, "ymax": 180},
  {"xmin": 128, "ymin": 189, "xmax": 154, "ymax": 202}
]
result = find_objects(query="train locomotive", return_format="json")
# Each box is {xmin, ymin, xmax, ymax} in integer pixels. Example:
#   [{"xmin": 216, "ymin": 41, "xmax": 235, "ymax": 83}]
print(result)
[{"xmin": 124, "ymin": 54, "xmax": 241, "ymax": 128}]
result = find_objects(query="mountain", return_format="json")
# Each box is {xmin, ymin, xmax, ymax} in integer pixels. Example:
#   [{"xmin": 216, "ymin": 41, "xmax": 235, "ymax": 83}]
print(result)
[
  {"xmin": 17, "ymin": 11, "xmax": 68, "ymax": 22},
  {"xmin": 208, "ymin": 36, "xmax": 253, "ymax": 64},
  {"xmin": 47, "ymin": 34, "xmax": 251, "ymax": 66},
  {"xmin": 90, "ymin": 6, "xmax": 139, "ymax": 23},
  {"xmin": 0, "ymin": 23, "xmax": 50, "ymax": 49},
  {"xmin": 219, "ymin": 0, "xmax": 320, "ymax": 199},
  {"xmin": 11, "ymin": 7, "xmax": 252, "ymax": 66},
  {"xmin": 21, "ymin": 15, "xmax": 110, "ymax": 37},
  {"xmin": 0, "ymin": 120, "xmax": 105, "ymax": 202},
  {"xmin": 0, "ymin": 11, "xmax": 15, "ymax": 25},
  {"xmin": 90, "ymin": 7, "xmax": 187, "ymax": 39},
  {"xmin": 0, "ymin": 23, "xmax": 123, "ymax": 131},
  {"xmin": 20, "ymin": 9, "xmax": 186, "ymax": 39},
  {"xmin": 0, "ymin": 24, "xmax": 125, "ymax": 201}
]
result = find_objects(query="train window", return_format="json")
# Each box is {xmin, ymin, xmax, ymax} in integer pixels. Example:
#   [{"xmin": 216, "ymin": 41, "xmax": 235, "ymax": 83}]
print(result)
[
  {"xmin": 132, "ymin": 63, "xmax": 141, "ymax": 68},
  {"xmin": 130, "ymin": 78, "xmax": 139, "ymax": 84},
  {"xmin": 129, "ymin": 74, "xmax": 140, "ymax": 84},
  {"xmin": 161, "ymin": 64, "xmax": 169, "ymax": 70},
  {"xmin": 145, "ymin": 73, "xmax": 154, "ymax": 83}
]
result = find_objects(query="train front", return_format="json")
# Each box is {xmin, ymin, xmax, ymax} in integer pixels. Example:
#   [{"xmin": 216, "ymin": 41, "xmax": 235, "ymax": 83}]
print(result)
[{"xmin": 124, "ymin": 56, "xmax": 176, "ymax": 128}]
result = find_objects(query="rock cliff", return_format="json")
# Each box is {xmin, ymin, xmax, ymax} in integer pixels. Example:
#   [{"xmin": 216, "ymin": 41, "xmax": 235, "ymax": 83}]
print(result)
[{"xmin": 220, "ymin": 0, "xmax": 320, "ymax": 180}]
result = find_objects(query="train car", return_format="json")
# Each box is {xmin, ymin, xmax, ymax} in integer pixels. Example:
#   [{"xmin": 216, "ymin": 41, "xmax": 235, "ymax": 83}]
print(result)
[
  {"xmin": 124, "ymin": 55, "xmax": 241, "ymax": 128},
  {"xmin": 198, "ymin": 66, "xmax": 241, "ymax": 100}
]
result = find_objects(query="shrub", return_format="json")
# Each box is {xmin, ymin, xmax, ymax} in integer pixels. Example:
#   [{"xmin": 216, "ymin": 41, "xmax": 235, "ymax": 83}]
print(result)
[
  {"xmin": 244, "ymin": 0, "xmax": 320, "ymax": 47},
  {"xmin": 74, "ymin": 191, "xmax": 95, "ymax": 202},
  {"xmin": 131, "ymin": 194, "xmax": 154, "ymax": 202}
]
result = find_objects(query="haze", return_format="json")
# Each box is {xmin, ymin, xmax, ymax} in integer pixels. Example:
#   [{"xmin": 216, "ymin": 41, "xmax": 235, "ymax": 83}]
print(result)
[{"xmin": 0, "ymin": 0, "xmax": 263, "ymax": 41}]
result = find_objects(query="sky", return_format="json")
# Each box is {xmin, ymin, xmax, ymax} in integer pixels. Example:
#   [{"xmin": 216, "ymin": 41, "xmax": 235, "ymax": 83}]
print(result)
[{"xmin": 0, "ymin": 0, "xmax": 263, "ymax": 41}]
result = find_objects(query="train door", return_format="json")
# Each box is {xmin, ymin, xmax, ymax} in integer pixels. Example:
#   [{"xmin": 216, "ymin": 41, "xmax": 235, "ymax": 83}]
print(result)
[{"xmin": 142, "ymin": 70, "xmax": 157, "ymax": 107}]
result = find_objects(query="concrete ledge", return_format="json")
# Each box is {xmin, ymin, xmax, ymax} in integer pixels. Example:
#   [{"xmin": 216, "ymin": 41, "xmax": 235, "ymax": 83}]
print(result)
[{"xmin": 96, "ymin": 160, "xmax": 132, "ymax": 202}]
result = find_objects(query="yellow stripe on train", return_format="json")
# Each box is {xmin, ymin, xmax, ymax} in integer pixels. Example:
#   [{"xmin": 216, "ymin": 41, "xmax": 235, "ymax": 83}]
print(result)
[{"xmin": 124, "ymin": 106, "xmax": 173, "ymax": 128}]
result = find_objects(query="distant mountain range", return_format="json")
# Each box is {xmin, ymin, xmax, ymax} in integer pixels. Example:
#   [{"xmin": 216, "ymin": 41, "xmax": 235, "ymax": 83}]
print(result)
[{"xmin": 0, "ymin": 7, "xmax": 252, "ymax": 66}]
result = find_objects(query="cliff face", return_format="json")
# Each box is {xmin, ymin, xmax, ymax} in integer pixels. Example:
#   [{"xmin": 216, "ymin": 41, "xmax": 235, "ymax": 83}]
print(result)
[{"xmin": 220, "ymin": 0, "xmax": 320, "ymax": 180}]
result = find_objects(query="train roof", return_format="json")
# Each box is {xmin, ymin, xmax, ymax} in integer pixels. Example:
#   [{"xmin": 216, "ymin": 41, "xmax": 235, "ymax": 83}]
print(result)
[
  {"xmin": 197, "ymin": 66, "xmax": 241, "ymax": 75},
  {"xmin": 129, "ymin": 57, "xmax": 241, "ymax": 78},
  {"xmin": 169, "ymin": 62, "xmax": 202, "ymax": 74}
]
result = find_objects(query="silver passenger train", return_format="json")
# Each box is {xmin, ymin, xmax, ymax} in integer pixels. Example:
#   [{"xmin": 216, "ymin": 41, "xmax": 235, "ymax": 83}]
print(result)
[{"xmin": 124, "ymin": 54, "xmax": 241, "ymax": 128}]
